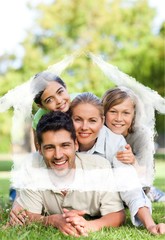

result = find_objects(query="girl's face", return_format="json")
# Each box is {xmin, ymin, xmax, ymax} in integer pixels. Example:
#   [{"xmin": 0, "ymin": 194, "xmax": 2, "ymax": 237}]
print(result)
[
  {"xmin": 40, "ymin": 81, "xmax": 70, "ymax": 112},
  {"xmin": 105, "ymin": 98, "xmax": 135, "ymax": 137},
  {"xmin": 72, "ymin": 103, "xmax": 104, "ymax": 151}
]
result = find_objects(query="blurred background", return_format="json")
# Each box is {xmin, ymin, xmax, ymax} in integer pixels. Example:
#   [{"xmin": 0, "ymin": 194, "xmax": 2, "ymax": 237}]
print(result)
[{"xmin": 0, "ymin": 0, "xmax": 164, "ymax": 155}]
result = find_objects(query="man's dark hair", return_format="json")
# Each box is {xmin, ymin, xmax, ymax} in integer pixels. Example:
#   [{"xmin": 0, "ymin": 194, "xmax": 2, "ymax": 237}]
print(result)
[{"xmin": 36, "ymin": 111, "xmax": 76, "ymax": 145}]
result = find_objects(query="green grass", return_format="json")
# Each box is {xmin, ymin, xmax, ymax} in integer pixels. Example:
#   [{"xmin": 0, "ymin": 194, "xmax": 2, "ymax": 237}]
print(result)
[
  {"xmin": 0, "ymin": 179, "xmax": 10, "ymax": 199},
  {"xmin": 0, "ymin": 223, "xmax": 165, "ymax": 240},
  {"xmin": 0, "ymin": 160, "xmax": 165, "ymax": 240},
  {"xmin": 154, "ymin": 160, "xmax": 165, "ymax": 192},
  {"xmin": 0, "ymin": 161, "xmax": 13, "ymax": 171},
  {"xmin": 154, "ymin": 154, "xmax": 165, "ymax": 160}
]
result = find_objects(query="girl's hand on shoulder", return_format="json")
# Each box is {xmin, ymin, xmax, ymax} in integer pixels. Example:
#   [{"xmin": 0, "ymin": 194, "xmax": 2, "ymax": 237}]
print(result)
[{"xmin": 116, "ymin": 144, "xmax": 135, "ymax": 164}]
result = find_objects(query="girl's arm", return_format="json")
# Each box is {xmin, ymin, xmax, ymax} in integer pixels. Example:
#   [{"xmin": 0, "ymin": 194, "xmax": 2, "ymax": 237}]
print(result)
[{"xmin": 32, "ymin": 128, "xmax": 39, "ymax": 150}]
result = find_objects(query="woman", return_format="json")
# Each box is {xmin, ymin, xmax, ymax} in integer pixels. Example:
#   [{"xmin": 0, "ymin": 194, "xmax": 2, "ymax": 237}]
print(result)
[
  {"xmin": 101, "ymin": 87, "xmax": 165, "ymax": 202},
  {"xmin": 70, "ymin": 92, "xmax": 164, "ymax": 233}
]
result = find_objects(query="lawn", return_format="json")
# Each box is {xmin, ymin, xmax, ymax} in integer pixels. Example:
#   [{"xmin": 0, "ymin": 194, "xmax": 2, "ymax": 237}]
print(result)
[{"xmin": 0, "ymin": 159, "xmax": 165, "ymax": 240}]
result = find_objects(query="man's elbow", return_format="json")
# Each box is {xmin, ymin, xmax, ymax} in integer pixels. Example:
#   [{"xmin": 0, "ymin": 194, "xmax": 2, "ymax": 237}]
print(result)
[
  {"xmin": 113, "ymin": 210, "xmax": 126, "ymax": 227},
  {"xmin": 119, "ymin": 209, "xmax": 126, "ymax": 226}
]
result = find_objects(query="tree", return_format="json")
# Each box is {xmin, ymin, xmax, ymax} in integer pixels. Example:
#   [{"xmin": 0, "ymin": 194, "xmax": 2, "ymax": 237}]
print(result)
[
  {"xmin": 0, "ymin": 0, "xmax": 164, "ymax": 152},
  {"xmin": 17, "ymin": 0, "xmax": 161, "ymax": 92}
]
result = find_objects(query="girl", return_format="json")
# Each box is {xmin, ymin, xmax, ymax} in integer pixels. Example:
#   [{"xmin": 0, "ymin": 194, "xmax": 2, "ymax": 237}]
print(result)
[
  {"xmin": 10, "ymin": 72, "xmax": 74, "ymax": 201},
  {"xmin": 70, "ymin": 92, "xmax": 165, "ymax": 235},
  {"xmin": 101, "ymin": 87, "xmax": 165, "ymax": 202},
  {"xmin": 30, "ymin": 72, "xmax": 71, "ymax": 148}
]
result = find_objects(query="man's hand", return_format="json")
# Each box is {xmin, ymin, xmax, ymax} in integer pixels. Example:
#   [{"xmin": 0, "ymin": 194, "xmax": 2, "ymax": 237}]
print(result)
[
  {"xmin": 9, "ymin": 201, "xmax": 28, "ymax": 226},
  {"xmin": 62, "ymin": 208, "xmax": 86, "ymax": 219},
  {"xmin": 45, "ymin": 213, "xmax": 86, "ymax": 237},
  {"xmin": 63, "ymin": 208, "xmax": 92, "ymax": 235},
  {"xmin": 116, "ymin": 144, "xmax": 135, "ymax": 164}
]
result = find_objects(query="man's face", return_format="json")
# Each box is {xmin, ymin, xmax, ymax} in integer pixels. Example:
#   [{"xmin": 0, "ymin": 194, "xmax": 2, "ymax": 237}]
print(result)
[{"xmin": 38, "ymin": 129, "xmax": 78, "ymax": 176}]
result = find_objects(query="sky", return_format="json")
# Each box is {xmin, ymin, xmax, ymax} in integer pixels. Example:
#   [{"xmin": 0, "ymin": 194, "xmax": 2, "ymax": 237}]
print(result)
[{"xmin": 0, "ymin": 0, "xmax": 164, "ymax": 55}]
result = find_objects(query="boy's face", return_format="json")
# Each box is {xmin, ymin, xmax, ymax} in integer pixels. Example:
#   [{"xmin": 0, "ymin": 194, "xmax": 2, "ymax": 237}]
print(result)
[
  {"xmin": 105, "ymin": 98, "xmax": 135, "ymax": 137},
  {"xmin": 38, "ymin": 129, "xmax": 78, "ymax": 176},
  {"xmin": 39, "ymin": 81, "xmax": 70, "ymax": 112}
]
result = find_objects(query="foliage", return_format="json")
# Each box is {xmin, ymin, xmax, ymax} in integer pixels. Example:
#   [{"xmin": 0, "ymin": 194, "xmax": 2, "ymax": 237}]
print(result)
[
  {"xmin": 0, "ymin": 179, "xmax": 10, "ymax": 202},
  {"xmin": 0, "ymin": 0, "xmax": 164, "ymax": 152},
  {"xmin": 0, "ymin": 111, "xmax": 12, "ymax": 153},
  {"xmin": 0, "ymin": 161, "xmax": 13, "ymax": 171}
]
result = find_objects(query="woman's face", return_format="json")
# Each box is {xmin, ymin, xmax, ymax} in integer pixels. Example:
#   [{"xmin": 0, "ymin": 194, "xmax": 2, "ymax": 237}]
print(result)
[
  {"xmin": 40, "ymin": 81, "xmax": 70, "ymax": 112},
  {"xmin": 72, "ymin": 103, "xmax": 104, "ymax": 151},
  {"xmin": 105, "ymin": 98, "xmax": 135, "ymax": 137}
]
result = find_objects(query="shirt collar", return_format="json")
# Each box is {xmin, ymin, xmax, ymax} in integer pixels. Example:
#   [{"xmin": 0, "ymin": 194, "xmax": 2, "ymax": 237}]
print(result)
[{"xmin": 82, "ymin": 126, "xmax": 106, "ymax": 156}]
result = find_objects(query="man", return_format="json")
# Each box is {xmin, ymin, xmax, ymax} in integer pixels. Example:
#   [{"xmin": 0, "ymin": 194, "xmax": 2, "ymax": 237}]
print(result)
[{"xmin": 10, "ymin": 111, "xmax": 125, "ymax": 237}]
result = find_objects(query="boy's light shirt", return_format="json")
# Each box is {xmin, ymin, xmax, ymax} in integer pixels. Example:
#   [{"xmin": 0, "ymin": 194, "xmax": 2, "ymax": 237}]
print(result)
[
  {"xmin": 32, "ymin": 93, "xmax": 79, "ymax": 130},
  {"xmin": 79, "ymin": 125, "xmax": 152, "ymax": 226}
]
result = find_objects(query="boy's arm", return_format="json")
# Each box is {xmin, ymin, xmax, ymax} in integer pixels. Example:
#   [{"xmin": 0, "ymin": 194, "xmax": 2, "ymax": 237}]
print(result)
[
  {"xmin": 116, "ymin": 144, "xmax": 136, "ymax": 164},
  {"xmin": 137, "ymin": 207, "xmax": 165, "ymax": 235}
]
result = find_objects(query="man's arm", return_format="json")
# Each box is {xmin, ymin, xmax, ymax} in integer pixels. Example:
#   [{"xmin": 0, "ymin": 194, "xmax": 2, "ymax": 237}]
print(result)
[
  {"xmin": 9, "ymin": 202, "xmax": 86, "ymax": 237},
  {"xmin": 25, "ymin": 210, "xmax": 88, "ymax": 237},
  {"xmin": 63, "ymin": 209, "xmax": 125, "ymax": 232}
]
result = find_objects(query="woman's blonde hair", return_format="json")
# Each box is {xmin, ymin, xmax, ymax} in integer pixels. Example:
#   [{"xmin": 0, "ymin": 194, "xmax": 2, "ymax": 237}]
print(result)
[{"xmin": 70, "ymin": 92, "xmax": 104, "ymax": 118}]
